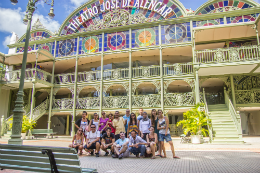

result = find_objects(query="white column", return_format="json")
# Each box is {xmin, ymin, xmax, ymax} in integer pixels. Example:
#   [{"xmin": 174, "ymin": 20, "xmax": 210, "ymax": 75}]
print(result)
[
  {"xmin": 100, "ymin": 33, "xmax": 104, "ymax": 117},
  {"xmin": 159, "ymin": 25, "xmax": 164, "ymax": 111},
  {"xmin": 195, "ymin": 68, "xmax": 200, "ymax": 104},
  {"xmin": 230, "ymin": 75, "xmax": 236, "ymax": 108}
]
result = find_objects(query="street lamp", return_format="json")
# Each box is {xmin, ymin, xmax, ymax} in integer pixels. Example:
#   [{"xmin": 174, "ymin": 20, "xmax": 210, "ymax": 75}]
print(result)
[{"xmin": 8, "ymin": 0, "xmax": 55, "ymax": 145}]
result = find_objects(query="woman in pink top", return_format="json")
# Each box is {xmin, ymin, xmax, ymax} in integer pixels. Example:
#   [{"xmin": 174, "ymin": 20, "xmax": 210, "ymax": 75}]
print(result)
[{"xmin": 99, "ymin": 111, "xmax": 109, "ymax": 135}]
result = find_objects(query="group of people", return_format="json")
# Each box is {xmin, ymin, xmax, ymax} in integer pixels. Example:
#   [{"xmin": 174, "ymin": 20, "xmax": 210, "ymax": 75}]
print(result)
[{"xmin": 69, "ymin": 108, "xmax": 179, "ymax": 159}]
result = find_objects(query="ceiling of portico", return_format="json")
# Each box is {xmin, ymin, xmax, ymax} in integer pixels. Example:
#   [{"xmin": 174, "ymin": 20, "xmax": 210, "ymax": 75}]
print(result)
[
  {"xmin": 195, "ymin": 24, "xmax": 256, "ymax": 43},
  {"xmin": 199, "ymin": 64, "xmax": 258, "ymax": 76},
  {"xmin": 167, "ymin": 80, "xmax": 192, "ymax": 92},
  {"xmin": 201, "ymin": 78, "xmax": 225, "ymax": 87}
]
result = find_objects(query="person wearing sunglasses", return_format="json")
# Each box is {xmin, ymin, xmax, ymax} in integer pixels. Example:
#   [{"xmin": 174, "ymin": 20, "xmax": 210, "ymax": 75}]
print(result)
[
  {"xmin": 69, "ymin": 127, "xmax": 84, "ymax": 155},
  {"xmin": 129, "ymin": 130, "xmax": 148, "ymax": 158},
  {"xmin": 98, "ymin": 111, "xmax": 109, "ymax": 136},
  {"xmin": 84, "ymin": 124, "xmax": 101, "ymax": 157},
  {"xmin": 75, "ymin": 111, "xmax": 90, "ymax": 142}
]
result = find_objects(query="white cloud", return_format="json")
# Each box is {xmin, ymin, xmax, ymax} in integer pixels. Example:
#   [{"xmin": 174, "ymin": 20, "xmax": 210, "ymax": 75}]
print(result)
[
  {"xmin": 2, "ymin": 36, "xmax": 11, "ymax": 49},
  {"xmin": 0, "ymin": 7, "xmax": 60, "ymax": 48},
  {"xmin": 69, "ymin": 0, "xmax": 86, "ymax": 7}
]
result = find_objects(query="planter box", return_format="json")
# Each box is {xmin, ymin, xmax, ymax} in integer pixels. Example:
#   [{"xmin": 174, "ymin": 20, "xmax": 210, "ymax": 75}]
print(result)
[{"xmin": 191, "ymin": 135, "xmax": 201, "ymax": 144}]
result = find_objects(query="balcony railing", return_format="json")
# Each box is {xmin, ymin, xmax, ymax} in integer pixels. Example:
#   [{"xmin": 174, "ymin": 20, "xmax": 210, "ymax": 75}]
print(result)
[
  {"xmin": 103, "ymin": 68, "xmax": 129, "ymax": 80},
  {"xmin": 164, "ymin": 92, "xmax": 195, "ymax": 106},
  {"xmin": 103, "ymin": 96, "xmax": 129, "ymax": 108},
  {"xmin": 132, "ymin": 94, "xmax": 161, "ymax": 108},
  {"xmin": 163, "ymin": 63, "xmax": 193, "ymax": 76},
  {"xmin": 78, "ymin": 71, "xmax": 101, "ymax": 82},
  {"xmin": 77, "ymin": 97, "xmax": 100, "ymax": 109},
  {"xmin": 53, "ymin": 98, "xmax": 74, "ymax": 110},
  {"xmin": 132, "ymin": 65, "xmax": 160, "ymax": 78},
  {"xmin": 235, "ymin": 89, "xmax": 260, "ymax": 104},
  {"xmin": 195, "ymin": 45, "xmax": 260, "ymax": 64},
  {"xmin": 4, "ymin": 68, "xmax": 52, "ymax": 83}
]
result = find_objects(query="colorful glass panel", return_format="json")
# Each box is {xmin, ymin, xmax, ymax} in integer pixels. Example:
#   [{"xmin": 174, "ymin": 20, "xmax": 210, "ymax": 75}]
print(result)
[
  {"xmin": 36, "ymin": 42, "xmax": 55, "ymax": 56},
  {"xmin": 79, "ymin": 34, "xmax": 102, "ymax": 54},
  {"xmin": 227, "ymin": 14, "xmax": 257, "ymax": 23},
  {"xmin": 16, "ymin": 45, "xmax": 34, "ymax": 53},
  {"xmin": 60, "ymin": 0, "xmax": 184, "ymax": 35},
  {"xmin": 20, "ymin": 31, "xmax": 52, "ymax": 42},
  {"xmin": 196, "ymin": 0, "xmax": 255, "ymax": 15},
  {"xmin": 104, "ymin": 31, "xmax": 129, "ymax": 51},
  {"xmin": 193, "ymin": 18, "xmax": 224, "ymax": 27},
  {"xmin": 161, "ymin": 23, "xmax": 191, "ymax": 44},
  {"xmin": 132, "ymin": 27, "xmax": 159, "ymax": 48},
  {"xmin": 57, "ymin": 38, "xmax": 77, "ymax": 57}
]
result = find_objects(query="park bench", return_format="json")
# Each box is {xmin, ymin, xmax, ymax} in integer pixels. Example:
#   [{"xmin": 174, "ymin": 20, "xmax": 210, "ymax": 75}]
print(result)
[
  {"xmin": 0, "ymin": 144, "xmax": 97, "ymax": 173},
  {"xmin": 32, "ymin": 129, "xmax": 57, "ymax": 139}
]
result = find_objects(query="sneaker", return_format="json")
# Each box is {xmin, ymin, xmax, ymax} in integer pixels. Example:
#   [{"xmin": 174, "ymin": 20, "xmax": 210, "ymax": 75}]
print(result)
[
  {"xmin": 95, "ymin": 153, "xmax": 99, "ymax": 157},
  {"xmin": 118, "ymin": 154, "xmax": 123, "ymax": 159},
  {"xmin": 90, "ymin": 152, "xmax": 94, "ymax": 156},
  {"xmin": 112, "ymin": 154, "xmax": 117, "ymax": 158},
  {"xmin": 104, "ymin": 152, "xmax": 109, "ymax": 156}
]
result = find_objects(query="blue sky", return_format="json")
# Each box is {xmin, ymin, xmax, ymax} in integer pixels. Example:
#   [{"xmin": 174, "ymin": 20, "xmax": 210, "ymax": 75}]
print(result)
[{"xmin": 0, "ymin": 0, "xmax": 257, "ymax": 54}]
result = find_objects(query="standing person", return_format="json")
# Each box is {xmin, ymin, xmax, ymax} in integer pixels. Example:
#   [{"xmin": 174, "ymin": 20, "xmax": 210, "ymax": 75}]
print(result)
[
  {"xmin": 101, "ymin": 127, "xmax": 115, "ymax": 156},
  {"xmin": 69, "ymin": 128, "xmax": 84, "ymax": 155},
  {"xmin": 112, "ymin": 111, "xmax": 125, "ymax": 141},
  {"xmin": 151, "ymin": 109, "xmax": 162, "ymax": 157},
  {"xmin": 129, "ymin": 131, "xmax": 148, "ymax": 158},
  {"xmin": 157, "ymin": 110, "xmax": 180, "ymax": 159},
  {"xmin": 123, "ymin": 109, "xmax": 131, "ymax": 136},
  {"xmin": 99, "ymin": 111, "xmax": 109, "ymax": 136},
  {"xmin": 75, "ymin": 111, "xmax": 90, "ymax": 141},
  {"xmin": 90, "ymin": 113, "xmax": 99, "ymax": 131},
  {"xmin": 107, "ymin": 113, "xmax": 115, "ymax": 134},
  {"xmin": 139, "ymin": 112, "xmax": 151, "ymax": 141},
  {"xmin": 127, "ymin": 113, "xmax": 139, "ymax": 137},
  {"xmin": 146, "ymin": 126, "xmax": 158, "ymax": 159},
  {"xmin": 137, "ymin": 108, "xmax": 144, "ymax": 123},
  {"xmin": 112, "ymin": 132, "xmax": 130, "ymax": 159},
  {"xmin": 84, "ymin": 124, "xmax": 101, "ymax": 157}
]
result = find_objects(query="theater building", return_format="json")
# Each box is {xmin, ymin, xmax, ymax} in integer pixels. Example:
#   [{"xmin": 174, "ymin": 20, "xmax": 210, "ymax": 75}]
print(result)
[{"xmin": 1, "ymin": 0, "xmax": 260, "ymax": 143}]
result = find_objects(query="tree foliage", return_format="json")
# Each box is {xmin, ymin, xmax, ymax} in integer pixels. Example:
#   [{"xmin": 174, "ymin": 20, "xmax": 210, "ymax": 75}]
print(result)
[
  {"xmin": 177, "ymin": 103, "xmax": 211, "ymax": 137},
  {"xmin": 8, "ymin": 116, "xmax": 37, "ymax": 133}
]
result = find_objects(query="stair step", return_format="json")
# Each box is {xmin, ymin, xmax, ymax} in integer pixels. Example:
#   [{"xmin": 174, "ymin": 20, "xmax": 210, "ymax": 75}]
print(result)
[
  {"xmin": 214, "ymin": 134, "xmax": 240, "ymax": 137},
  {"xmin": 211, "ymin": 140, "xmax": 244, "ymax": 144}
]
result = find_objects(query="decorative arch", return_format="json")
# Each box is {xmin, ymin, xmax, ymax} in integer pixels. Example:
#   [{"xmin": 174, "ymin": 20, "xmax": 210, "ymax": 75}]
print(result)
[
  {"xmin": 132, "ymin": 81, "xmax": 160, "ymax": 95},
  {"xmin": 104, "ymin": 83, "xmax": 129, "ymax": 96},
  {"xmin": 58, "ymin": 0, "xmax": 187, "ymax": 35},
  {"xmin": 17, "ymin": 19, "xmax": 53, "ymax": 43},
  {"xmin": 195, "ymin": 0, "xmax": 259, "ymax": 15},
  {"xmin": 78, "ymin": 86, "xmax": 98, "ymax": 98},
  {"xmin": 166, "ymin": 80, "xmax": 193, "ymax": 93}
]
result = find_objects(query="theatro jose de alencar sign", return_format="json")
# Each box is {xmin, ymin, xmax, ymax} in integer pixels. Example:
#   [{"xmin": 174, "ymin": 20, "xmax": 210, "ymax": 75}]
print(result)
[{"xmin": 63, "ymin": 0, "xmax": 177, "ymax": 33}]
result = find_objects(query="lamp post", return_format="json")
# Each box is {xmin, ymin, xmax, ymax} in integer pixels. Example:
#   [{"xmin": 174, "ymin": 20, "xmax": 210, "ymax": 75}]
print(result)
[{"xmin": 8, "ymin": 0, "xmax": 55, "ymax": 145}]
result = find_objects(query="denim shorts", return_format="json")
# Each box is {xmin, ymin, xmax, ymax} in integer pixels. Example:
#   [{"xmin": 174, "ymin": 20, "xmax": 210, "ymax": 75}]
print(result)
[{"xmin": 159, "ymin": 133, "xmax": 172, "ymax": 142}]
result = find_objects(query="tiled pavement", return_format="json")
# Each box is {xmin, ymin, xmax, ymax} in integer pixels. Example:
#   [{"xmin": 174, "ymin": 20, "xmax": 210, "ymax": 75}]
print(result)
[{"xmin": 1, "ymin": 137, "xmax": 260, "ymax": 173}]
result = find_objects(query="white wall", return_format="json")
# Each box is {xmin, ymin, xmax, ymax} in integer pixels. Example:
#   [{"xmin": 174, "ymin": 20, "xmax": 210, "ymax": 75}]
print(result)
[{"xmin": 0, "ymin": 89, "xmax": 10, "ymax": 119}]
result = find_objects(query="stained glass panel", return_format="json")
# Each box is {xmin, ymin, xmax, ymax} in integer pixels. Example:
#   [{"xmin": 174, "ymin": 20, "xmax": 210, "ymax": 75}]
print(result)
[
  {"xmin": 227, "ymin": 14, "xmax": 257, "ymax": 23},
  {"xmin": 132, "ymin": 27, "xmax": 159, "ymax": 48},
  {"xmin": 56, "ymin": 38, "xmax": 77, "ymax": 57},
  {"xmin": 79, "ymin": 35, "xmax": 102, "ymax": 54},
  {"xmin": 161, "ymin": 23, "xmax": 191, "ymax": 44},
  {"xmin": 36, "ymin": 42, "xmax": 55, "ymax": 56},
  {"xmin": 197, "ymin": 0, "xmax": 255, "ymax": 15},
  {"xmin": 104, "ymin": 31, "xmax": 129, "ymax": 51},
  {"xmin": 193, "ymin": 18, "xmax": 224, "ymax": 27},
  {"xmin": 20, "ymin": 31, "xmax": 52, "ymax": 42},
  {"xmin": 16, "ymin": 45, "xmax": 34, "ymax": 53}
]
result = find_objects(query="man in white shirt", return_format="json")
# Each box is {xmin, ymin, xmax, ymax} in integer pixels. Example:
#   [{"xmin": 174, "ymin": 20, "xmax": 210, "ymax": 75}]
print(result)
[{"xmin": 84, "ymin": 124, "xmax": 101, "ymax": 157}]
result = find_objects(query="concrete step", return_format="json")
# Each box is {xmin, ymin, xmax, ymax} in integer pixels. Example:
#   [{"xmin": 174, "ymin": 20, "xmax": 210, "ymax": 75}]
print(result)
[
  {"xmin": 214, "ymin": 134, "xmax": 240, "ymax": 138},
  {"xmin": 211, "ymin": 140, "xmax": 244, "ymax": 144},
  {"xmin": 211, "ymin": 119, "xmax": 233, "ymax": 122},
  {"xmin": 212, "ymin": 122, "xmax": 235, "ymax": 126},
  {"xmin": 213, "ymin": 127, "xmax": 237, "ymax": 131}
]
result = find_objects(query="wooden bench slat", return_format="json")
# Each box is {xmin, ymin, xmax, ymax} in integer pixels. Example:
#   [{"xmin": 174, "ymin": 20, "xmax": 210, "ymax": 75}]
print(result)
[
  {"xmin": 0, "ymin": 149, "xmax": 78, "ymax": 159},
  {"xmin": 0, "ymin": 159, "xmax": 82, "ymax": 172},
  {"xmin": 0, "ymin": 154, "xmax": 80, "ymax": 165},
  {"xmin": 0, "ymin": 144, "xmax": 77, "ymax": 153}
]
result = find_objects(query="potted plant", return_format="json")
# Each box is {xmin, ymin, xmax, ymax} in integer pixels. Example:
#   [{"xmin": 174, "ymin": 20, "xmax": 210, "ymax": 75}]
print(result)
[
  {"xmin": 177, "ymin": 103, "xmax": 211, "ymax": 144},
  {"xmin": 8, "ymin": 115, "xmax": 36, "ymax": 140}
]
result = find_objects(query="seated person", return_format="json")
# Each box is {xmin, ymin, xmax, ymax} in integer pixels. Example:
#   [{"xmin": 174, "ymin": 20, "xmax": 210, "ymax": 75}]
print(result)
[
  {"xmin": 112, "ymin": 132, "xmax": 130, "ymax": 159},
  {"xmin": 101, "ymin": 127, "xmax": 115, "ymax": 156},
  {"xmin": 129, "ymin": 130, "xmax": 148, "ymax": 158},
  {"xmin": 84, "ymin": 124, "xmax": 101, "ymax": 157},
  {"xmin": 69, "ymin": 128, "xmax": 84, "ymax": 155},
  {"xmin": 146, "ymin": 126, "xmax": 158, "ymax": 159}
]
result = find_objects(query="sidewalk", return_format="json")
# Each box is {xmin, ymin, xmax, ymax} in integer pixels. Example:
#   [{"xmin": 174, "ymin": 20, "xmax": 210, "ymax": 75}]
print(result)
[{"xmin": 1, "ymin": 136, "xmax": 260, "ymax": 173}]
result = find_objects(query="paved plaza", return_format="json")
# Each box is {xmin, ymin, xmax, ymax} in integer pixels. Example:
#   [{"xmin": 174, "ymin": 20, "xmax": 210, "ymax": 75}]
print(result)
[{"xmin": 1, "ymin": 137, "xmax": 260, "ymax": 173}]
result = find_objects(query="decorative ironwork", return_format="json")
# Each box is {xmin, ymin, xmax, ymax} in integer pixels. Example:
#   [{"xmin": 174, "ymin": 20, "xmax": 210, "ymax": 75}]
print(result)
[
  {"xmin": 132, "ymin": 95, "xmax": 161, "ymax": 108},
  {"xmin": 103, "ymin": 96, "xmax": 129, "ymax": 108},
  {"xmin": 53, "ymin": 98, "xmax": 74, "ymax": 110},
  {"xmin": 77, "ymin": 97, "xmax": 100, "ymax": 109},
  {"xmin": 164, "ymin": 93, "xmax": 195, "ymax": 106},
  {"xmin": 235, "ymin": 89, "xmax": 260, "ymax": 104}
]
